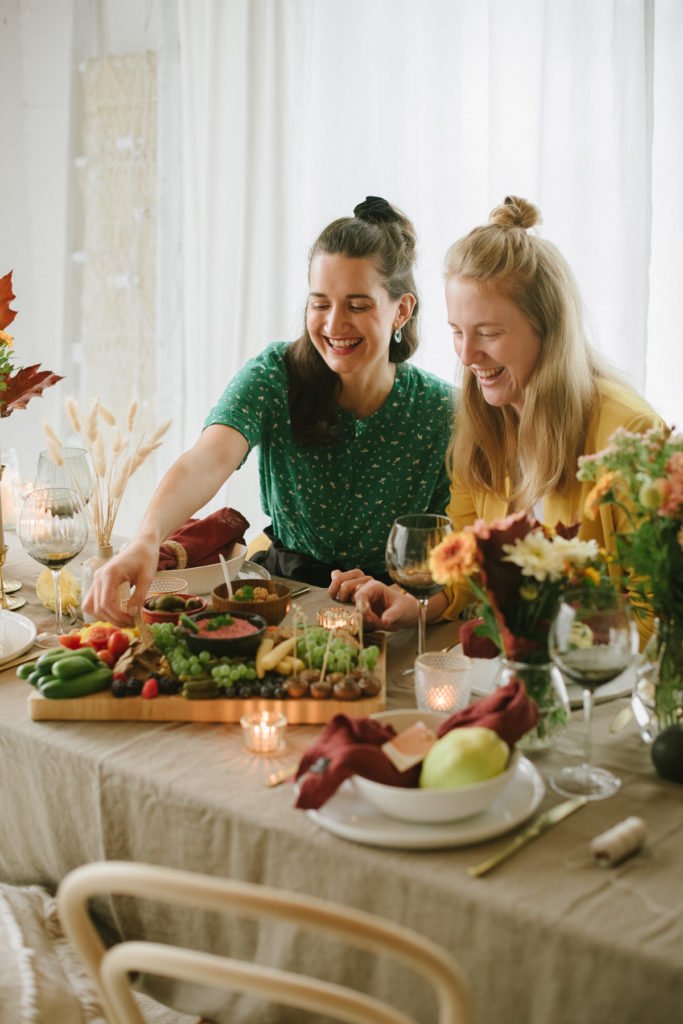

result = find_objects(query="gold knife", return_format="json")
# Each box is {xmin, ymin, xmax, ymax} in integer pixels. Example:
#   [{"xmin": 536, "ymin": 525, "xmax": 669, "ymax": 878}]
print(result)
[{"xmin": 468, "ymin": 796, "xmax": 587, "ymax": 877}]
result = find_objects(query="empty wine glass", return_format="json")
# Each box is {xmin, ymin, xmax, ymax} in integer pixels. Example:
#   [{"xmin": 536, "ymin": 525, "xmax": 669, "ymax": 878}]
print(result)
[
  {"xmin": 385, "ymin": 513, "xmax": 452, "ymax": 688},
  {"xmin": 549, "ymin": 587, "xmax": 639, "ymax": 800},
  {"xmin": 19, "ymin": 488, "xmax": 89, "ymax": 647},
  {"xmin": 35, "ymin": 447, "xmax": 94, "ymax": 506}
]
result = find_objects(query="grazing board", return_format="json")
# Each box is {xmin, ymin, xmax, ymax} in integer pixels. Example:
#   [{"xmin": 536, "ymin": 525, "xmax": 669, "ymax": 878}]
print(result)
[{"xmin": 28, "ymin": 635, "xmax": 386, "ymax": 725}]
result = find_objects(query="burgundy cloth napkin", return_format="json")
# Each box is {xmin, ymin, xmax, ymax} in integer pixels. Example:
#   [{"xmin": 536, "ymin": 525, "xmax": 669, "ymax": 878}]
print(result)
[
  {"xmin": 295, "ymin": 680, "xmax": 538, "ymax": 810},
  {"xmin": 437, "ymin": 679, "xmax": 538, "ymax": 748},
  {"xmin": 459, "ymin": 617, "xmax": 501, "ymax": 660},
  {"xmin": 294, "ymin": 715, "xmax": 422, "ymax": 810},
  {"xmin": 157, "ymin": 508, "xmax": 249, "ymax": 570}
]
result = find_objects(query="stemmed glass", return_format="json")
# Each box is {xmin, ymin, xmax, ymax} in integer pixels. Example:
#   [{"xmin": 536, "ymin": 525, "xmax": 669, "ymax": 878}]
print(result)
[
  {"xmin": 385, "ymin": 513, "xmax": 452, "ymax": 688},
  {"xmin": 18, "ymin": 488, "xmax": 89, "ymax": 647},
  {"xmin": 35, "ymin": 447, "xmax": 95, "ymax": 506},
  {"xmin": 549, "ymin": 587, "xmax": 639, "ymax": 800}
]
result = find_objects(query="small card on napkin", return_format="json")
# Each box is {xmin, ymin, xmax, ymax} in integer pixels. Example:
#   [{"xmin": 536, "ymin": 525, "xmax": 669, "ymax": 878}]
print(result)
[{"xmin": 381, "ymin": 721, "xmax": 438, "ymax": 772}]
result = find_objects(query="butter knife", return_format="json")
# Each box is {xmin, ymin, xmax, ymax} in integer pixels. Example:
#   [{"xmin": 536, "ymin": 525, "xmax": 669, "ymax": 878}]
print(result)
[{"xmin": 468, "ymin": 796, "xmax": 587, "ymax": 877}]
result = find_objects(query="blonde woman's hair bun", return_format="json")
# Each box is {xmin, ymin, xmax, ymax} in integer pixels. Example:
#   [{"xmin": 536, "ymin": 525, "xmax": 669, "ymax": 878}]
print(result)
[{"xmin": 489, "ymin": 195, "xmax": 541, "ymax": 230}]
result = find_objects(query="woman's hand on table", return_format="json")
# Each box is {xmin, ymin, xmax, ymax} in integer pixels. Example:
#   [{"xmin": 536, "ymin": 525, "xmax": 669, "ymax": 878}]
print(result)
[
  {"xmin": 82, "ymin": 538, "xmax": 159, "ymax": 626},
  {"xmin": 349, "ymin": 580, "xmax": 420, "ymax": 631},
  {"xmin": 328, "ymin": 568, "xmax": 377, "ymax": 603}
]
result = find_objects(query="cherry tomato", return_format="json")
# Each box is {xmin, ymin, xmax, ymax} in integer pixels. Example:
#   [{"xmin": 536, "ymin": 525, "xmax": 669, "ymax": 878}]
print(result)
[
  {"xmin": 86, "ymin": 625, "xmax": 114, "ymax": 650},
  {"xmin": 97, "ymin": 649, "xmax": 116, "ymax": 668},
  {"xmin": 58, "ymin": 634, "xmax": 82, "ymax": 649},
  {"xmin": 107, "ymin": 630, "xmax": 130, "ymax": 660}
]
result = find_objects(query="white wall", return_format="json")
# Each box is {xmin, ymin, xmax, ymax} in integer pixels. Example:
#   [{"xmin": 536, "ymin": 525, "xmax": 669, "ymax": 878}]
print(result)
[
  {"xmin": 0, "ymin": 0, "xmax": 165, "ymax": 539},
  {"xmin": 0, "ymin": 0, "xmax": 74, "ymax": 482}
]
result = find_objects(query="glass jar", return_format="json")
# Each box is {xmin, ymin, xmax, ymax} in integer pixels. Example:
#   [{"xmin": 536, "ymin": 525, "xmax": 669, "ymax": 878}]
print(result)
[
  {"xmin": 632, "ymin": 618, "xmax": 683, "ymax": 742},
  {"xmin": 496, "ymin": 658, "xmax": 570, "ymax": 753}
]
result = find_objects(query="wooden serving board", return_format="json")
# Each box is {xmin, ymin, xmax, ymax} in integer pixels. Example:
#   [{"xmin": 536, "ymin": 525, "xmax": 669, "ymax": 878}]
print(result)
[{"xmin": 28, "ymin": 637, "xmax": 386, "ymax": 725}]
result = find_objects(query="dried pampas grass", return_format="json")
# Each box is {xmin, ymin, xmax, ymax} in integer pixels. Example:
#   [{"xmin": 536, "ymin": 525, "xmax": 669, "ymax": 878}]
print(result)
[{"xmin": 43, "ymin": 398, "xmax": 171, "ymax": 548}]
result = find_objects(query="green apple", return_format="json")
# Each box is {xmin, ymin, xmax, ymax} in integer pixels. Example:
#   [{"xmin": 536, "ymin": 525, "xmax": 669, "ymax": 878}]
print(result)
[{"xmin": 419, "ymin": 727, "xmax": 509, "ymax": 789}]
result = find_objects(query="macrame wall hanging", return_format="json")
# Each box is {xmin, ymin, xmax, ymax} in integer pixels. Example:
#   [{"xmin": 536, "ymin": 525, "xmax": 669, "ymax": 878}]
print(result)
[{"xmin": 74, "ymin": 51, "xmax": 158, "ymax": 513}]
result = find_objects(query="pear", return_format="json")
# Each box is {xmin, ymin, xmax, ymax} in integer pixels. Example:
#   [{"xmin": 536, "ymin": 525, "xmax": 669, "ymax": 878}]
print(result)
[{"xmin": 419, "ymin": 727, "xmax": 509, "ymax": 789}]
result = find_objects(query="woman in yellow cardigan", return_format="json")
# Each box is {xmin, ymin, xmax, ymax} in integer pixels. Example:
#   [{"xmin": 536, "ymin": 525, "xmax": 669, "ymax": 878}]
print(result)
[{"xmin": 330, "ymin": 195, "xmax": 663, "ymax": 632}]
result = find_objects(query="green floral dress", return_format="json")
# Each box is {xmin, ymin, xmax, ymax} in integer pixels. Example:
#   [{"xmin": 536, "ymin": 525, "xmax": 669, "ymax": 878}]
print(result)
[{"xmin": 204, "ymin": 342, "xmax": 455, "ymax": 579}]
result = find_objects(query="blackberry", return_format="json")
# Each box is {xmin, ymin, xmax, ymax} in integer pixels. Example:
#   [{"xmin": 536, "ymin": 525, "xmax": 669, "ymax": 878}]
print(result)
[
  {"xmin": 259, "ymin": 683, "xmax": 274, "ymax": 698},
  {"xmin": 126, "ymin": 678, "xmax": 144, "ymax": 697},
  {"xmin": 111, "ymin": 678, "xmax": 128, "ymax": 698},
  {"xmin": 157, "ymin": 676, "xmax": 181, "ymax": 695},
  {"xmin": 273, "ymin": 685, "xmax": 288, "ymax": 700}
]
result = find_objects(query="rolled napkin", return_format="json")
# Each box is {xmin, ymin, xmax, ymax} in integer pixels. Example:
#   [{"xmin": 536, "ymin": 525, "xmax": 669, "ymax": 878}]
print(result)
[
  {"xmin": 295, "ymin": 680, "xmax": 537, "ymax": 810},
  {"xmin": 157, "ymin": 508, "xmax": 249, "ymax": 570},
  {"xmin": 459, "ymin": 617, "xmax": 500, "ymax": 660},
  {"xmin": 437, "ymin": 679, "xmax": 539, "ymax": 749},
  {"xmin": 295, "ymin": 715, "xmax": 421, "ymax": 810}
]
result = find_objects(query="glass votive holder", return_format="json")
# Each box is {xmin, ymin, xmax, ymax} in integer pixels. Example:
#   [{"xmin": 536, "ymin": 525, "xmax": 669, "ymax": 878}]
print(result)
[
  {"xmin": 240, "ymin": 711, "xmax": 287, "ymax": 754},
  {"xmin": 317, "ymin": 606, "xmax": 358, "ymax": 634},
  {"xmin": 414, "ymin": 651, "xmax": 472, "ymax": 715}
]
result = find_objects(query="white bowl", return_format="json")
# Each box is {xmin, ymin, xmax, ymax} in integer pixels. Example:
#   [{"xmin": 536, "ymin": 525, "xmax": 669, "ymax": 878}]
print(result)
[
  {"xmin": 352, "ymin": 709, "xmax": 517, "ymax": 824},
  {"xmin": 153, "ymin": 544, "xmax": 261, "ymax": 595}
]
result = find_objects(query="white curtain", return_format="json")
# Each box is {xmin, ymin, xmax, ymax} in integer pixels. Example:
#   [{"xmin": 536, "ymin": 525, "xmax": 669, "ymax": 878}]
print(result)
[{"xmin": 163, "ymin": 0, "xmax": 681, "ymax": 532}]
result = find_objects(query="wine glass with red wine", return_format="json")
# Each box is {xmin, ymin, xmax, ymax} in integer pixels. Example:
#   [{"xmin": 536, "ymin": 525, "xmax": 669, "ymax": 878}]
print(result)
[
  {"xmin": 385, "ymin": 513, "xmax": 452, "ymax": 688},
  {"xmin": 19, "ymin": 488, "xmax": 89, "ymax": 647}
]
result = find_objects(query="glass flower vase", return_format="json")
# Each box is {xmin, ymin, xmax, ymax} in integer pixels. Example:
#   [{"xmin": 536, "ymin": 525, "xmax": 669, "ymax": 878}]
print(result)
[
  {"xmin": 632, "ymin": 619, "xmax": 683, "ymax": 742},
  {"xmin": 81, "ymin": 543, "xmax": 114, "ymax": 623},
  {"xmin": 496, "ymin": 658, "xmax": 570, "ymax": 753}
]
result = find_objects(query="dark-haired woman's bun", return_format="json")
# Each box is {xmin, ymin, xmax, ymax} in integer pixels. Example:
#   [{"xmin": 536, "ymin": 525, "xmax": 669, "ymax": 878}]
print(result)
[
  {"xmin": 354, "ymin": 196, "xmax": 401, "ymax": 225},
  {"xmin": 489, "ymin": 195, "xmax": 541, "ymax": 230}
]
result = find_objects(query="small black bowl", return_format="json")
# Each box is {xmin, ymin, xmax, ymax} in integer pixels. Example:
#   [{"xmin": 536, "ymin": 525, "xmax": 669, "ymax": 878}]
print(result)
[{"xmin": 180, "ymin": 609, "xmax": 267, "ymax": 657}]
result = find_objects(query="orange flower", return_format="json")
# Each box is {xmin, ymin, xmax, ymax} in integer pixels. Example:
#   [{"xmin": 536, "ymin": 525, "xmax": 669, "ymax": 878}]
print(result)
[
  {"xmin": 429, "ymin": 531, "xmax": 480, "ymax": 585},
  {"xmin": 584, "ymin": 471, "xmax": 618, "ymax": 521},
  {"xmin": 0, "ymin": 329, "xmax": 13, "ymax": 347}
]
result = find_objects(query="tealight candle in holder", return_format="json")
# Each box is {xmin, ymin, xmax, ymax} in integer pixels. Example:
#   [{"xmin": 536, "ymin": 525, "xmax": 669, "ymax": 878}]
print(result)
[
  {"xmin": 317, "ymin": 606, "xmax": 358, "ymax": 634},
  {"xmin": 240, "ymin": 711, "xmax": 287, "ymax": 754},
  {"xmin": 414, "ymin": 651, "xmax": 472, "ymax": 715}
]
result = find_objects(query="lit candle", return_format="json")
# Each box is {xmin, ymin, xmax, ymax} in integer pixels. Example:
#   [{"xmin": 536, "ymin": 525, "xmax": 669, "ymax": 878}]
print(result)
[
  {"xmin": 423, "ymin": 684, "xmax": 459, "ymax": 712},
  {"xmin": 317, "ymin": 606, "xmax": 357, "ymax": 633},
  {"xmin": 240, "ymin": 711, "xmax": 287, "ymax": 754},
  {"xmin": 0, "ymin": 463, "xmax": 18, "ymax": 529}
]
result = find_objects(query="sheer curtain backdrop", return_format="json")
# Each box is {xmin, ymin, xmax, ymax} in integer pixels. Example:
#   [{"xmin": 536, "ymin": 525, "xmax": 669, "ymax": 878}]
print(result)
[
  {"xmin": 164, "ymin": 0, "xmax": 681, "ymax": 535},
  {"xmin": 3, "ymin": 0, "xmax": 681, "ymax": 540}
]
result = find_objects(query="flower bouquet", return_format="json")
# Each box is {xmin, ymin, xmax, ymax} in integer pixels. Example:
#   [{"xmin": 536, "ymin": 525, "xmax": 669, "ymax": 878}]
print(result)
[
  {"xmin": 429, "ymin": 512, "xmax": 603, "ymax": 746},
  {"xmin": 579, "ymin": 425, "xmax": 683, "ymax": 728},
  {"xmin": 1, "ymin": 270, "xmax": 63, "ymax": 609},
  {"xmin": 0, "ymin": 272, "xmax": 62, "ymax": 416}
]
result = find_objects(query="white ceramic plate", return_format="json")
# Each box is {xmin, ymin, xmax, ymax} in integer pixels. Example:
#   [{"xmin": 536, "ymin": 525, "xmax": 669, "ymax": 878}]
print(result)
[
  {"xmin": 306, "ymin": 756, "xmax": 544, "ymax": 850},
  {"xmin": 0, "ymin": 611, "xmax": 37, "ymax": 667},
  {"xmin": 455, "ymin": 644, "xmax": 635, "ymax": 709}
]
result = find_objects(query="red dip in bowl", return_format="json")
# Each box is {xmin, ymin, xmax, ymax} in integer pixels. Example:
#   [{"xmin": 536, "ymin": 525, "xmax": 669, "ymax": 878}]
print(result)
[
  {"xmin": 181, "ymin": 610, "xmax": 267, "ymax": 657},
  {"xmin": 193, "ymin": 615, "xmax": 260, "ymax": 639}
]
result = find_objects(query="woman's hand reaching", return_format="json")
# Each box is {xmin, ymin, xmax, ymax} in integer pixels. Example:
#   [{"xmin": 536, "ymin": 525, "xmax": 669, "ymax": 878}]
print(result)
[{"xmin": 82, "ymin": 537, "xmax": 160, "ymax": 627}]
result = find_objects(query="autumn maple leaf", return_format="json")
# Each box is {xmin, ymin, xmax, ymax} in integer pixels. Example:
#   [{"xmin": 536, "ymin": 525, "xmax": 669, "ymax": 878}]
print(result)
[
  {"xmin": 0, "ymin": 365, "xmax": 64, "ymax": 417},
  {"xmin": 0, "ymin": 271, "xmax": 17, "ymax": 331}
]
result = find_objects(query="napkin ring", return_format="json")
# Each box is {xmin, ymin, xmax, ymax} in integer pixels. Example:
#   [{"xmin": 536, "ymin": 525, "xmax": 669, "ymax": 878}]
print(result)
[{"xmin": 162, "ymin": 540, "xmax": 188, "ymax": 570}]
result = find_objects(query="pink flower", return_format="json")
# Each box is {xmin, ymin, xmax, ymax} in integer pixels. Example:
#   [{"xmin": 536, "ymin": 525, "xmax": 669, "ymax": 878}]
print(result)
[{"xmin": 659, "ymin": 452, "xmax": 683, "ymax": 516}]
